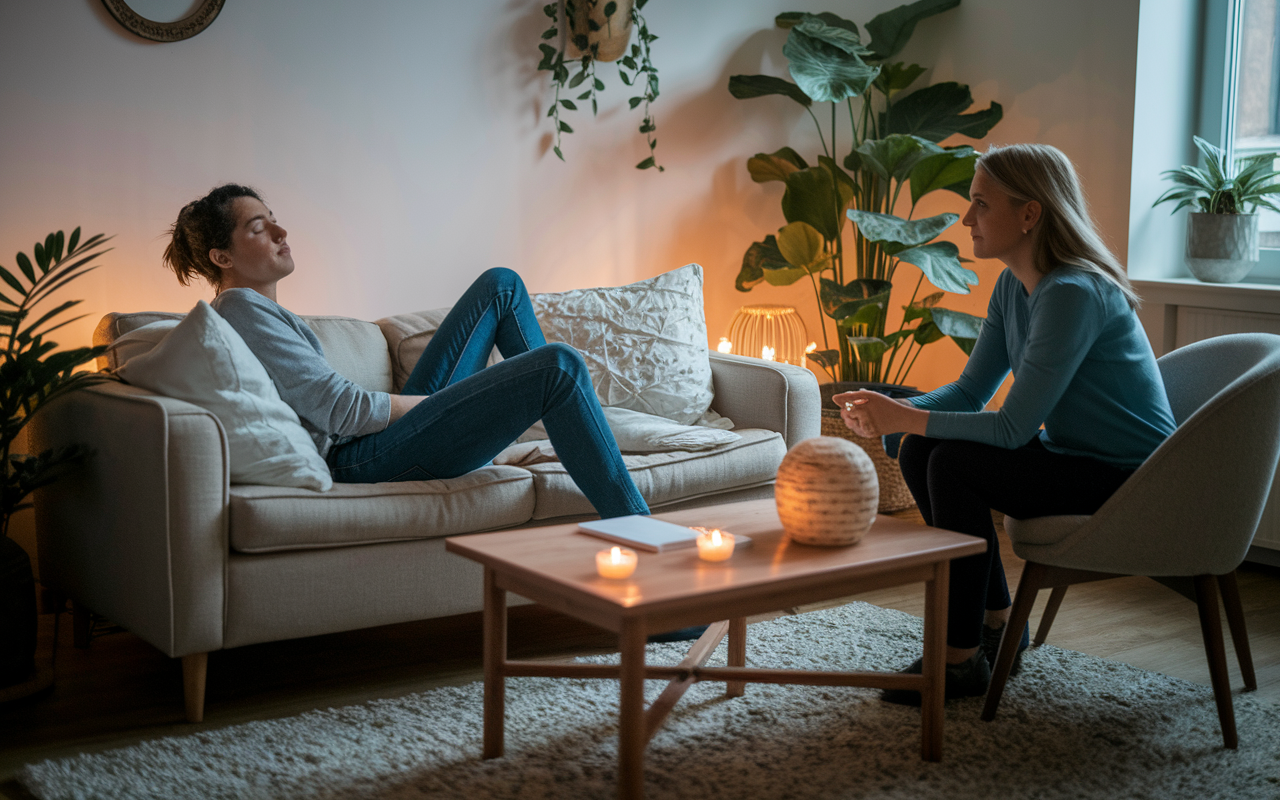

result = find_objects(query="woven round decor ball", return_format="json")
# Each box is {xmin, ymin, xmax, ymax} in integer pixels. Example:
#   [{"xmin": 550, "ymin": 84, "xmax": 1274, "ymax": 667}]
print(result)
[{"xmin": 775, "ymin": 436, "xmax": 879, "ymax": 546}]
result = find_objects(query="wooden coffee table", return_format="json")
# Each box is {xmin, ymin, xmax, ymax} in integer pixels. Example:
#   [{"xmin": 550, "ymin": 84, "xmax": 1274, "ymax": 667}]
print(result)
[{"xmin": 445, "ymin": 498, "xmax": 985, "ymax": 799}]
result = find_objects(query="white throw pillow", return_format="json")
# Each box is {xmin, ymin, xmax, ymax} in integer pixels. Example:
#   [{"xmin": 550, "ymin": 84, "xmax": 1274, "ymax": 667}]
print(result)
[
  {"xmin": 531, "ymin": 264, "xmax": 713, "ymax": 425},
  {"xmin": 114, "ymin": 301, "xmax": 333, "ymax": 491}
]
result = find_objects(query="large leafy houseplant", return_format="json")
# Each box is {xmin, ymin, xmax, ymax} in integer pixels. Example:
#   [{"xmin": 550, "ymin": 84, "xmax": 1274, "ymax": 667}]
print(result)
[
  {"xmin": 0, "ymin": 228, "xmax": 110, "ymax": 690},
  {"xmin": 729, "ymin": 0, "xmax": 1001, "ymax": 384}
]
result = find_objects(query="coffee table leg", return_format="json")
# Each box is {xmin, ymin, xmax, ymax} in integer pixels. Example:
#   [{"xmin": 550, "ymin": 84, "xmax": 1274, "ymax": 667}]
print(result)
[
  {"xmin": 483, "ymin": 568, "xmax": 507, "ymax": 759},
  {"xmin": 921, "ymin": 561, "xmax": 949, "ymax": 762},
  {"xmin": 727, "ymin": 617, "xmax": 747, "ymax": 697},
  {"xmin": 618, "ymin": 619, "xmax": 647, "ymax": 800}
]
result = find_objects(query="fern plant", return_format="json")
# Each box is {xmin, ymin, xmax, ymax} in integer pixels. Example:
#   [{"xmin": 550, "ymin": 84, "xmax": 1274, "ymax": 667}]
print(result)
[{"xmin": 1, "ymin": 228, "xmax": 112, "ymax": 537}]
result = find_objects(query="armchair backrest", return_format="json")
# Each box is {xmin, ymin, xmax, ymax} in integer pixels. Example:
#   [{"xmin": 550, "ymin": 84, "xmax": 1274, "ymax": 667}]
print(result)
[{"xmin": 1046, "ymin": 333, "xmax": 1280, "ymax": 576}]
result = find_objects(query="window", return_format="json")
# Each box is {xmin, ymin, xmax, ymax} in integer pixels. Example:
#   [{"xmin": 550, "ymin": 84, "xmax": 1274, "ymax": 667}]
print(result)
[{"xmin": 1234, "ymin": 0, "xmax": 1280, "ymax": 245}]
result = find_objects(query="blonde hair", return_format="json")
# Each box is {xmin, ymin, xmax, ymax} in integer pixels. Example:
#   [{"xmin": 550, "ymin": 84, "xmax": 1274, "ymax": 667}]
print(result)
[{"xmin": 975, "ymin": 144, "xmax": 1140, "ymax": 310}]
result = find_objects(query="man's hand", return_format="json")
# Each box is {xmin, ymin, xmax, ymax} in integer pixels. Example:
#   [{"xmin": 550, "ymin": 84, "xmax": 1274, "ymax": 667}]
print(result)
[{"xmin": 830, "ymin": 390, "xmax": 928, "ymax": 438}]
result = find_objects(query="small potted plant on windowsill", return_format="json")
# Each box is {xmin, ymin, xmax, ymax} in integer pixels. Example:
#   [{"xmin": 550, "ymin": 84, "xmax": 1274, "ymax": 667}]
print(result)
[{"xmin": 1153, "ymin": 136, "xmax": 1280, "ymax": 283}]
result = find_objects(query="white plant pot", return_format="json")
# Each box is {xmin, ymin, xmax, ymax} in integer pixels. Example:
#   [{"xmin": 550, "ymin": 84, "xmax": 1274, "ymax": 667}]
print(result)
[{"xmin": 1186, "ymin": 212, "xmax": 1259, "ymax": 283}]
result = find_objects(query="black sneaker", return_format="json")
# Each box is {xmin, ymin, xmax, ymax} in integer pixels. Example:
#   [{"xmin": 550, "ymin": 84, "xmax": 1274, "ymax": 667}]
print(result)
[
  {"xmin": 981, "ymin": 620, "xmax": 1030, "ymax": 676},
  {"xmin": 647, "ymin": 625, "xmax": 708, "ymax": 643},
  {"xmin": 880, "ymin": 649, "xmax": 991, "ymax": 706}
]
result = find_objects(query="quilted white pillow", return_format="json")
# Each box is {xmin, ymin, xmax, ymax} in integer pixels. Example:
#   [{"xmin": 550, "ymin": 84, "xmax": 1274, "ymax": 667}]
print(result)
[
  {"xmin": 531, "ymin": 264, "xmax": 713, "ymax": 425},
  {"xmin": 113, "ymin": 301, "xmax": 333, "ymax": 491}
]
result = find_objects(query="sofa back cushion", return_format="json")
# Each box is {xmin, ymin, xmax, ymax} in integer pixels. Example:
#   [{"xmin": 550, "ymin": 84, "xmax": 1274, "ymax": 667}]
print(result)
[
  {"xmin": 96, "ymin": 310, "xmax": 394, "ymax": 393},
  {"xmin": 377, "ymin": 264, "xmax": 715, "ymax": 424}
]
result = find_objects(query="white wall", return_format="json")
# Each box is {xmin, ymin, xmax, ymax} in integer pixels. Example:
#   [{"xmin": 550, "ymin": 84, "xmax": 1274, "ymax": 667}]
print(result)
[
  {"xmin": 1128, "ymin": 0, "xmax": 1203, "ymax": 283},
  {"xmin": 1, "ymin": 0, "xmax": 1142, "ymax": 566}
]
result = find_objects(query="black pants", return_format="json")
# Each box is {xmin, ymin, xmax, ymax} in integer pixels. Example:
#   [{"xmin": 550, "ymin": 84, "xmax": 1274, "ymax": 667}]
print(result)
[{"xmin": 897, "ymin": 435, "xmax": 1134, "ymax": 649}]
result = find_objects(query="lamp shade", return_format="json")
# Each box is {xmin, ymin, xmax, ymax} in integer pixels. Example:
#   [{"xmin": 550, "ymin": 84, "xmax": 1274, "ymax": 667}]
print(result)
[{"xmin": 722, "ymin": 305, "xmax": 808, "ymax": 365}]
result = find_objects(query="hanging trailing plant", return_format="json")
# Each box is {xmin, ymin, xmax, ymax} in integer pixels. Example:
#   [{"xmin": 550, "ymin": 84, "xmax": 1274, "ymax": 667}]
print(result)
[{"xmin": 537, "ymin": 0, "xmax": 662, "ymax": 171}]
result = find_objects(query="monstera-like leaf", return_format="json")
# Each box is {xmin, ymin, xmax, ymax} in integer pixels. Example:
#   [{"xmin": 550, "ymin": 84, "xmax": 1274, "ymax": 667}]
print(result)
[
  {"xmin": 783, "ymin": 164, "xmax": 852, "ymax": 241},
  {"xmin": 776, "ymin": 221, "xmax": 832, "ymax": 274},
  {"xmin": 881, "ymin": 82, "xmax": 1002, "ymax": 143},
  {"xmin": 747, "ymin": 147, "xmax": 809, "ymax": 183},
  {"xmin": 846, "ymin": 210, "xmax": 957, "ymax": 254},
  {"xmin": 894, "ymin": 240, "xmax": 977, "ymax": 294},
  {"xmin": 865, "ymin": 0, "xmax": 960, "ymax": 61},
  {"xmin": 783, "ymin": 20, "xmax": 880, "ymax": 103},
  {"xmin": 820, "ymin": 277, "xmax": 892, "ymax": 322},
  {"xmin": 728, "ymin": 74, "xmax": 812, "ymax": 107},
  {"xmin": 853, "ymin": 134, "xmax": 941, "ymax": 182},
  {"xmin": 873, "ymin": 61, "xmax": 927, "ymax": 98},
  {"xmin": 736, "ymin": 235, "xmax": 790, "ymax": 290},
  {"xmin": 931, "ymin": 306, "xmax": 984, "ymax": 354},
  {"xmin": 909, "ymin": 145, "xmax": 978, "ymax": 203}
]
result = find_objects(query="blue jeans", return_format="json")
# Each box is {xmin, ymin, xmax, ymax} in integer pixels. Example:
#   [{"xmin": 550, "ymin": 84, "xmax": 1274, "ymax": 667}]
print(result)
[{"xmin": 327, "ymin": 268, "xmax": 649, "ymax": 519}]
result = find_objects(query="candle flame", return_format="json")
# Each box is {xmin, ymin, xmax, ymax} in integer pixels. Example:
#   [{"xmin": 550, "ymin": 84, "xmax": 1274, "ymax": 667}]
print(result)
[
  {"xmin": 805, "ymin": 342, "xmax": 817, "ymax": 353},
  {"xmin": 711, "ymin": 529, "xmax": 722, "ymax": 546},
  {"xmin": 610, "ymin": 546, "xmax": 622, "ymax": 563},
  {"xmin": 761, "ymin": 345, "xmax": 775, "ymax": 361},
  {"xmin": 717, "ymin": 337, "xmax": 733, "ymax": 354}
]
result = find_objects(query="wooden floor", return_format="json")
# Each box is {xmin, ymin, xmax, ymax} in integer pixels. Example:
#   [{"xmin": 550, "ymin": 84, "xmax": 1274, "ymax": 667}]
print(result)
[{"xmin": 2, "ymin": 511, "xmax": 1279, "ymax": 798}]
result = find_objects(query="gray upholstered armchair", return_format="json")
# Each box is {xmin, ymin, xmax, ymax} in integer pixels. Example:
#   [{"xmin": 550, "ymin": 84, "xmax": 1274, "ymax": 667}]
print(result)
[{"xmin": 982, "ymin": 333, "xmax": 1280, "ymax": 748}]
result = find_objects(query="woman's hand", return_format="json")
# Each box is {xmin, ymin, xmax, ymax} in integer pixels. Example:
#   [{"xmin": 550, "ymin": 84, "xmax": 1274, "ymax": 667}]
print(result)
[{"xmin": 831, "ymin": 390, "xmax": 929, "ymax": 438}]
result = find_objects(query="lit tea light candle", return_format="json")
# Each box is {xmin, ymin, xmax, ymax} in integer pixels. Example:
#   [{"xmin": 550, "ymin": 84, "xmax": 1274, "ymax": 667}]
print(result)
[
  {"xmin": 596, "ymin": 546, "xmax": 638, "ymax": 579},
  {"xmin": 696, "ymin": 528, "xmax": 735, "ymax": 561}
]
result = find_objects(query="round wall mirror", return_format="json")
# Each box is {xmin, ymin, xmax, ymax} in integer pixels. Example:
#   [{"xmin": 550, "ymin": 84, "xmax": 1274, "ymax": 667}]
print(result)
[{"xmin": 101, "ymin": 0, "xmax": 225, "ymax": 43}]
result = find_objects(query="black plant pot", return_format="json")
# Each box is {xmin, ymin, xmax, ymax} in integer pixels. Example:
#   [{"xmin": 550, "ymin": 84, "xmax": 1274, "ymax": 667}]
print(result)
[{"xmin": 0, "ymin": 536, "xmax": 37, "ymax": 688}]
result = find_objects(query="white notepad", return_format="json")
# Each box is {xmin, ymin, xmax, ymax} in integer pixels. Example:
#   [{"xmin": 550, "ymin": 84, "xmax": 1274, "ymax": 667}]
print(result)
[{"xmin": 578, "ymin": 516, "xmax": 699, "ymax": 552}]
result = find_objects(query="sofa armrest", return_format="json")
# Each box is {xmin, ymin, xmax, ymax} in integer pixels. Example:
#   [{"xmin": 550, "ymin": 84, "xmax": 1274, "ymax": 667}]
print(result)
[
  {"xmin": 708, "ymin": 353, "xmax": 819, "ymax": 449},
  {"xmin": 30, "ymin": 381, "xmax": 230, "ymax": 657}
]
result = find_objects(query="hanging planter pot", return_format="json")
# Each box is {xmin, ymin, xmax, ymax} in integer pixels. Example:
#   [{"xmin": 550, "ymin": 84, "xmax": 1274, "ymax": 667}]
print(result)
[
  {"xmin": 1186, "ymin": 212, "xmax": 1259, "ymax": 283},
  {"xmin": 564, "ymin": 0, "xmax": 635, "ymax": 63}
]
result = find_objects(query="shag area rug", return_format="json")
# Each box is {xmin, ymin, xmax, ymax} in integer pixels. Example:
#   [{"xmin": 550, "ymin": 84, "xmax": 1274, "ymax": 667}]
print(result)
[{"xmin": 19, "ymin": 602, "xmax": 1280, "ymax": 800}]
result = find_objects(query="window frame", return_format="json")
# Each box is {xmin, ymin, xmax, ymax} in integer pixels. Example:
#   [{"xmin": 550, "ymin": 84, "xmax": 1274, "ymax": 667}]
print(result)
[{"xmin": 1201, "ymin": 0, "xmax": 1280, "ymax": 277}]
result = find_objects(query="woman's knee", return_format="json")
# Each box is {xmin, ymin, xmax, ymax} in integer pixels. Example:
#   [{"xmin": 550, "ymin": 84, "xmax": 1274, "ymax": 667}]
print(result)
[
  {"xmin": 898, "ymin": 434, "xmax": 939, "ymax": 482},
  {"xmin": 475, "ymin": 266, "xmax": 523, "ymax": 295}
]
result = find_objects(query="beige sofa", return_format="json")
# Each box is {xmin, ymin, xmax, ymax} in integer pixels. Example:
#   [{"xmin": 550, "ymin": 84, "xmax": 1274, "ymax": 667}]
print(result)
[{"xmin": 31, "ymin": 308, "xmax": 820, "ymax": 721}]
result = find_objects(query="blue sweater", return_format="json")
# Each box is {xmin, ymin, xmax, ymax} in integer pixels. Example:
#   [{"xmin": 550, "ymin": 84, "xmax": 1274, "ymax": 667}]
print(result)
[
  {"xmin": 211, "ymin": 289, "xmax": 391, "ymax": 456},
  {"xmin": 911, "ymin": 267, "xmax": 1176, "ymax": 469}
]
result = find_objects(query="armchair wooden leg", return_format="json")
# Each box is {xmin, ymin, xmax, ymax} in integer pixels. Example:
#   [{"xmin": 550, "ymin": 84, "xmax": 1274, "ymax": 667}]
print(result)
[
  {"xmin": 982, "ymin": 562, "xmax": 1046, "ymax": 722},
  {"xmin": 1216, "ymin": 571, "xmax": 1257, "ymax": 691},
  {"xmin": 72, "ymin": 601, "xmax": 91, "ymax": 649},
  {"xmin": 1193, "ymin": 575, "xmax": 1237, "ymax": 749},
  {"xmin": 182, "ymin": 653, "xmax": 208, "ymax": 724},
  {"xmin": 1035, "ymin": 586, "xmax": 1067, "ymax": 645}
]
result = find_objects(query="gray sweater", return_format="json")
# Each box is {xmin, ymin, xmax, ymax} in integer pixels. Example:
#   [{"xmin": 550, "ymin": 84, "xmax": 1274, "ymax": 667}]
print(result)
[{"xmin": 211, "ymin": 289, "xmax": 391, "ymax": 457}]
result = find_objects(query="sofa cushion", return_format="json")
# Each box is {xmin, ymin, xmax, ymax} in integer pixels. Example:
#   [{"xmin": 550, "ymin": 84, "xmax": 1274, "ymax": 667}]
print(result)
[
  {"xmin": 303, "ymin": 315, "xmax": 394, "ymax": 393},
  {"xmin": 531, "ymin": 264, "xmax": 714, "ymax": 425},
  {"xmin": 96, "ymin": 310, "xmax": 394, "ymax": 393},
  {"xmin": 522, "ymin": 428, "xmax": 786, "ymax": 519},
  {"xmin": 229, "ymin": 466, "xmax": 535, "ymax": 552},
  {"xmin": 114, "ymin": 303, "xmax": 334, "ymax": 492}
]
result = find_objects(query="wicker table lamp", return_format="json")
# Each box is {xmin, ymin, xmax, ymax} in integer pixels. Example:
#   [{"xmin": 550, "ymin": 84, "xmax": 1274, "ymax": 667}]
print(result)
[{"xmin": 720, "ymin": 305, "xmax": 809, "ymax": 366}]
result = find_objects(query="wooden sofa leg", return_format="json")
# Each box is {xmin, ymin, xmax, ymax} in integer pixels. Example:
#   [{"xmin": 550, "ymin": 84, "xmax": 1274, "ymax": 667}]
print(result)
[
  {"xmin": 1193, "ymin": 575, "xmax": 1237, "ymax": 749},
  {"xmin": 72, "ymin": 601, "xmax": 92, "ymax": 649},
  {"xmin": 1217, "ymin": 571, "xmax": 1257, "ymax": 691},
  {"xmin": 182, "ymin": 653, "xmax": 208, "ymax": 723}
]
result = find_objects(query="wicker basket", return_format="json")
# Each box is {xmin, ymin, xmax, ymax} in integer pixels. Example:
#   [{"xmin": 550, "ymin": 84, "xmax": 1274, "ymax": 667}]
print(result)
[{"xmin": 819, "ymin": 409, "xmax": 916, "ymax": 512}]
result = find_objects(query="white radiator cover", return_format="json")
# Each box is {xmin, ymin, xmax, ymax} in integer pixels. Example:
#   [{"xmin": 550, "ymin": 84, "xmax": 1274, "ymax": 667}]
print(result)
[{"xmin": 1136, "ymin": 279, "xmax": 1280, "ymax": 562}]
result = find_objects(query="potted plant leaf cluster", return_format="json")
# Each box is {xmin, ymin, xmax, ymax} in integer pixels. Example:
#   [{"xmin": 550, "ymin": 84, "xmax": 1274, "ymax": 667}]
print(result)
[
  {"xmin": 537, "ymin": 0, "xmax": 662, "ymax": 170},
  {"xmin": 1153, "ymin": 135, "xmax": 1280, "ymax": 283},
  {"xmin": 0, "ymin": 228, "xmax": 111, "ymax": 701},
  {"xmin": 728, "ymin": 0, "xmax": 1001, "ymax": 509}
]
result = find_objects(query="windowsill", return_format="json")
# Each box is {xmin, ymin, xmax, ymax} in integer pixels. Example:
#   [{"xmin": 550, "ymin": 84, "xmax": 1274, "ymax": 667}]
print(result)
[{"xmin": 1133, "ymin": 277, "xmax": 1280, "ymax": 314}]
